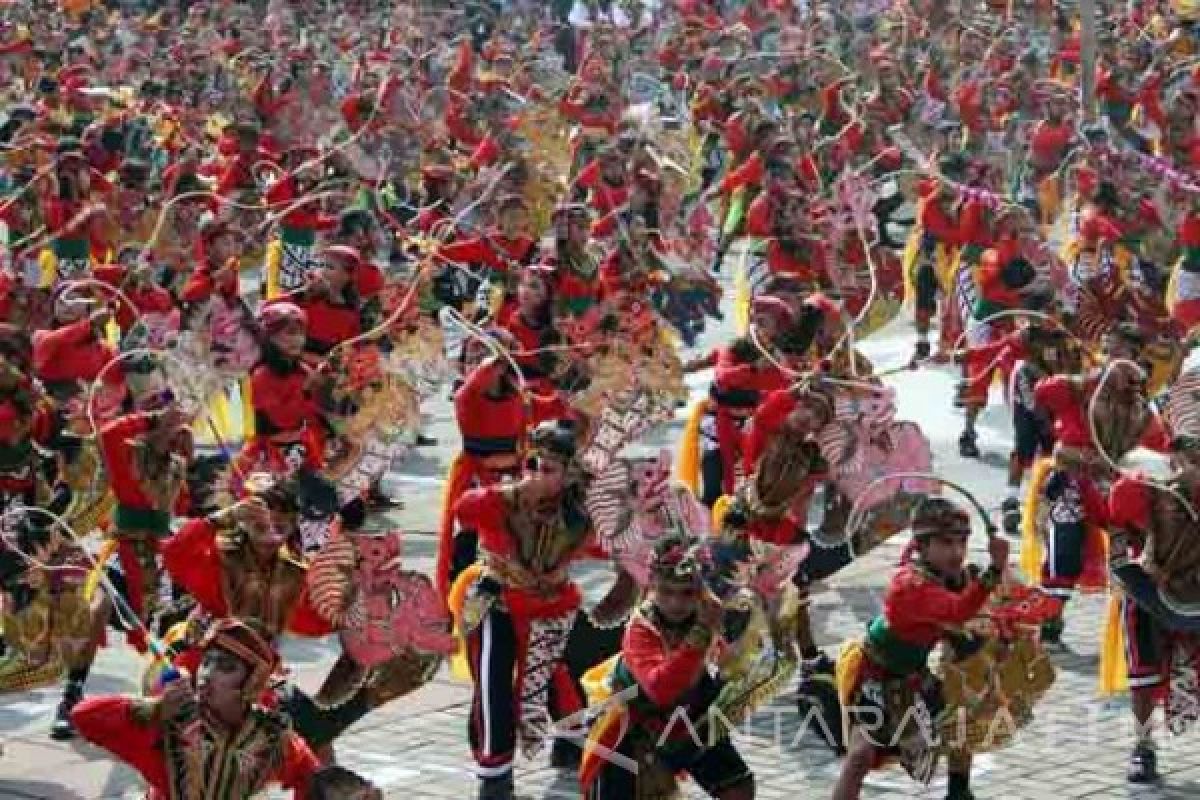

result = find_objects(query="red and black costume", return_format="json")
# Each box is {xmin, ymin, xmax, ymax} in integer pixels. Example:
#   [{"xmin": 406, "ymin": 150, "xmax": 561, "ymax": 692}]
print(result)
[{"xmin": 99, "ymin": 411, "xmax": 190, "ymax": 651}]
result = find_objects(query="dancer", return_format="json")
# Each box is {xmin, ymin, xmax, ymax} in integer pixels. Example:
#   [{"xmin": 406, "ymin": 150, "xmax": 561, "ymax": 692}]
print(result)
[
  {"xmin": 72, "ymin": 618, "xmax": 320, "ymax": 798},
  {"xmin": 581, "ymin": 534, "xmax": 755, "ymax": 799},
  {"xmin": 833, "ymin": 496, "xmax": 1009, "ymax": 800}
]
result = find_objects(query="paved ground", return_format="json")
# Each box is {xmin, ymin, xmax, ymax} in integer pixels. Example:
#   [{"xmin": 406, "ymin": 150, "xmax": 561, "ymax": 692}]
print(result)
[{"xmin": 3, "ymin": 257, "xmax": 1200, "ymax": 799}]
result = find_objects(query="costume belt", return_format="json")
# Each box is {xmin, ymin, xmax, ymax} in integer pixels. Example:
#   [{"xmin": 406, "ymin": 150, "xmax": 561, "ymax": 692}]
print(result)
[
  {"xmin": 263, "ymin": 428, "xmax": 309, "ymax": 446},
  {"xmin": 481, "ymin": 556, "xmax": 571, "ymax": 599},
  {"xmin": 462, "ymin": 435, "xmax": 520, "ymax": 458},
  {"xmin": 113, "ymin": 505, "xmax": 171, "ymax": 536},
  {"xmin": 863, "ymin": 617, "xmax": 932, "ymax": 676}
]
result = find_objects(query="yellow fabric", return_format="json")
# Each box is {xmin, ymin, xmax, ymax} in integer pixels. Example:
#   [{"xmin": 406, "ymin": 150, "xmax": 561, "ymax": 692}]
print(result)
[
  {"xmin": 194, "ymin": 386, "xmax": 246, "ymax": 451},
  {"xmin": 1168, "ymin": 253, "xmax": 1182, "ymax": 311},
  {"xmin": 265, "ymin": 239, "xmax": 283, "ymax": 300},
  {"xmin": 581, "ymin": 654, "xmax": 619, "ymax": 705},
  {"xmin": 37, "ymin": 249, "xmax": 56, "ymax": 289},
  {"xmin": 711, "ymin": 494, "xmax": 733, "ymax": 533},
  {"xmin": 935, "ymin": 244, "xmax": 958, "ymax": 294},
  {"xmin": 241, "ymin": 376, "xmax": 255, "ymax": 439},
  {"xmin": 1020, "ymin": 457, "xmax": 1054, "ymax": 583},
  {"xmin": 835, "ymin": 639, "xmax": 866, "ymax": 746},
  {"xmin": 83, "ymin": 539, "xmax": 120, "ymax": 602},
  {"xmin": 734, "ymin": 246, "xmax": 751, "ymax": 336},
  {"xmin": 675, "ymin": 400, "xmax": 707, "ymax": 494},
  {"xmin": 446, "ymin": 563, "xmax": 484, "ymax": 683},
  {"xmin": 1099, "ymin": 591, "xmax": 1129, "ymax": 695},
  {"xmin": 901, "ymin": 226, "xmax": 923, "ymax": 306}
]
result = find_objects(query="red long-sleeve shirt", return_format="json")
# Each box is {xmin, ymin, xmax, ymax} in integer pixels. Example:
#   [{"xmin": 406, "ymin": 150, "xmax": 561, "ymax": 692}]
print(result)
[
  {"xmin": 712, "ymin": 348, "xmax": 788, "ymax": 410},
  {"xmin": 438, "ymin": 233, "xmax": 536, "ymax": 271},
  {"xmin": 265, "ymin": 176, "xmax": 338, "ymax": 232},
  {"xmin": 882, "ymin": 564, "xmax": 992, "ymax": 648},
  {"xmin": 32, "ymin": 319, "xmax": 119, "ymax": 385},
  {"xmin": 454, "ymin": 360, "xmax": 530, "ymax": 447},
  {"xmin": 1034, "ymin": 375, "xmax": 1171, "ymax": 453},
  {"xmin": 71, "ymin": 695, "xmax": 318, "ymax": 800},
  {"xmin": 92, "ymin": 265, "xmax": 176, "ymax": 332},
  {"xmin": 557, "ymin": 92, "xmax": 619, "ymax": 133},
  {"xmin": 918, "ymin": 194, "xmax": 959, "ymax": 244},
  {"xmin": 741, "ymin": 389, "xmax": 799, "ymax": 472},
  {"xmin": 161, "ymin": 518, "xmax": 331, "ymax": 636},
  {"xmin": 575, "ymin": 161, "xmax": 631, "ymax": 215},
  {"xmin": 250, "ymin": 362, "xmax": 320, "ymax": 435},
  {"xmin": 622, "ymin": 614, "xmax": 708, "ymax": 708},
  {"xmin": 716, "ymin": 152, "xmax": 764, "ymax": 197},
  {"xmin": 99, "ymin": 413, "xmax": 188, "ymax": 513}
]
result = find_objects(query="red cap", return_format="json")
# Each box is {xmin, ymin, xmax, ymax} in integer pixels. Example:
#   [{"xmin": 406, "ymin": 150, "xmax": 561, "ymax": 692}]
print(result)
[
  {"xmin": 258, "ymin": 301, "xmax": 307, "ymax": 334},
  {"xmin": 321, "ymin": 244, "xmax": 362, "ymax": 270}
]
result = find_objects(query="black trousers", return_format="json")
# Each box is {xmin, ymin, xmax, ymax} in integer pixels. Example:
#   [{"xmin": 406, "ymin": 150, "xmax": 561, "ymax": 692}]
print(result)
[{"xmin": 466, "ymin": 606, "xmax": 519, "ymax": 778}]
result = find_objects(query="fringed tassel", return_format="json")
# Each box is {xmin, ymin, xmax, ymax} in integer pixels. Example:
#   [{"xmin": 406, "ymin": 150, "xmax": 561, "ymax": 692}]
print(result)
[
  {"xmin": 1020, "ymin": 457, "xmax": 1054, "ymax": 583},
  {"xmin": 1167, "ymin": 253, "xmax": 1181, "ymax": 313},
  {"xmin": 722, "ymin": 187, "xmax": 747, "ymax": 238},
  {"xmin": 1037, "ymin": 174, "xmax": 1061, "ymax": 234},
  {"xmin": 675, "ymin": 400, "xmax": 707, "ymax": 494},
  {"xmin": 580, "ymin": 654, "xmax": 619, "ymax": 706},
  {"xmin": 579, "ymin": 701, "xmax": 631, "ymax": 795},
  {"xmin": 936, "ymin": 243, "xmax": 958, "ymax": 294},
  {"xmin": 238, "ymin": 377, "xmax": 256, "ymax": 444},
  {"xmin": 1098, "ymin": 591, "xmax": 1129, "ymax": 696}
]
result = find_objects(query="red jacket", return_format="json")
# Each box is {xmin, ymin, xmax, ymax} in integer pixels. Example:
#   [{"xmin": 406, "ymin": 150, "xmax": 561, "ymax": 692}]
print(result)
[
  {"xmin": 71, "ymin": 695, "xmax": 318, "ymax": 800},
  {"xmin": 99, "ymin": 413, "xmax": 189, "ymax": 514},
  {"xmin": 454, "ymin": 360, "xmax": 531, "ymax": 451},
  {"xmin": 93, "ymin": 265, "xmax": 176, "ymax": 332},
  {"xmin": 1034, "ymin": 375, "xmax": 1170, "ymax": 453},
  {"xmin": 438, "ymin": 233, "xmax": 537, "ymax": 271},
  {"xmin": 161, "ymin": 518, "xmax": 331, "ymax": 636},
  {"xmin": 250, "ymin": 362, "xmax": 320, "ymax": 436},
  {"xmin": 918, "ymin": 193, "xmax": 959, "ymax": 244},
  {"xmin": 622, "ymin": 613, "xmax": 709, "ymax": 709},
  {"xmin": 32, "ymin": 319, "xmax": 120, "ymax": 386},
  {"xmin": 265, "ymin": 176, "xmax": 338, "ymax": 233},
  {"xmin": 882, "ymin": 563, "xmax": 992, "ymax": 649}
]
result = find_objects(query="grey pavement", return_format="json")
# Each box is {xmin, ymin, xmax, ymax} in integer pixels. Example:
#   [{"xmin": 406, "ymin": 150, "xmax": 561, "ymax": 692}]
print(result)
[{"xmin": 3, "ymin": 257, "xmax": 1200, "ymax": 799}]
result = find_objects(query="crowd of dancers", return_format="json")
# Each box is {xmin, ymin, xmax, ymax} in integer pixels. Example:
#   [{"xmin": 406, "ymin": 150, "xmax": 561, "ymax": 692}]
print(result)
[{"xmin": 1, "ymin": 0, "xmax": 1200, "ymax": 798}]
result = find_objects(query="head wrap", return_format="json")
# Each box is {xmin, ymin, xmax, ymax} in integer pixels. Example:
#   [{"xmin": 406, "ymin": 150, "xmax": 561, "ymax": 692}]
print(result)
[
  {"xmin": 910, "ymin": 496, "xmax": 972, "ymax": 539},
  {"xmin": 199, "ymin": 618, "xmax": 281, "ymax": 699}
]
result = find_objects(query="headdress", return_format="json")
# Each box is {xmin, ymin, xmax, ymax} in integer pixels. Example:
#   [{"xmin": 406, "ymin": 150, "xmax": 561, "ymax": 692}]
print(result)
[
  {"xmin": 910, "ymin": 495, "xmax": 972, "ymax": 539},
  {"xmin": 199, "ymin": 618, "xmax": 281, "ymax": 700},
  {"xmin": 257, "ymin": 301, "xmax": 307, "ymax": 335},
  {"xmin": 650, "ymin": 532, "xmax": 703, "ymax": 588}
]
